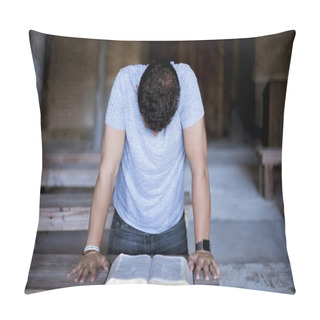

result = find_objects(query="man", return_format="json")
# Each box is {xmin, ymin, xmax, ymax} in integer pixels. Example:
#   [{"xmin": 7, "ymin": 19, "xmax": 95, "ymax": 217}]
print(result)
[{"xmin": 67, "ymin": 61, "xmax": 220, "ymax": 283}]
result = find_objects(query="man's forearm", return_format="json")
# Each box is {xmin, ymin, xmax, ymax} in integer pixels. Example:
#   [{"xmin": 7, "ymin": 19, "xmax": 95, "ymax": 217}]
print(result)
[
  {"xmin": 86, "ymin": 174, "xmax": 116, "ymax": 248},
  {"xmin": 85, "ymin": 125, "xmax": 125, "ymax": 251},
  {"xmin": 192, "ymin": 167, "xmax": 211, "ymax": 244}
]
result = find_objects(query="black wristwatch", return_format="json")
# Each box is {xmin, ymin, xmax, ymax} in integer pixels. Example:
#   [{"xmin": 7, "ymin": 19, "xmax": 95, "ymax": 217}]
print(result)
[{"xmin": 195, "ymin": 239, "xmax": 211, "ymax": 252}]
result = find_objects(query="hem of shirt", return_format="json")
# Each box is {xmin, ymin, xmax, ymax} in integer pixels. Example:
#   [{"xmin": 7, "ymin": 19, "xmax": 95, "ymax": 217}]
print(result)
[
  {"xmin": 114, "ymin": 202, "xmax": 185, "ymax": 235},
  {"xmin": 105, "ymin": 120, "xmax": 126, "ymax": 131},
  {"xmin": 181, "ymin": 111, "xmax": 205, "ymax": 130}
]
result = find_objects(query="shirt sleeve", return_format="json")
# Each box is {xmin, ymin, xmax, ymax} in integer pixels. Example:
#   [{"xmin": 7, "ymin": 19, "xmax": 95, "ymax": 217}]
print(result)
[
  {"xmin": 105, "ymin": 69, "xmax": 126, "ymax": 130},
  {"xmin": 178, "ymin": 64, "xmax": 205, "ymax": 129}
]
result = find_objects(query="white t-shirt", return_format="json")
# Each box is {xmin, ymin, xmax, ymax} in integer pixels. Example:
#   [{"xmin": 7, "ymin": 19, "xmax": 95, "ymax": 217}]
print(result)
[{"xmin": 105, "ymin": 63, "xmax": 204, "ymax": 233}]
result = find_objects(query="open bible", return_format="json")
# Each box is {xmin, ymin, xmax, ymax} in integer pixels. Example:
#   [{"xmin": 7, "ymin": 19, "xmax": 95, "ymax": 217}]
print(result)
[{"xmin": 105, "ymin": 254, "xmax": 193, "ymax": 285}]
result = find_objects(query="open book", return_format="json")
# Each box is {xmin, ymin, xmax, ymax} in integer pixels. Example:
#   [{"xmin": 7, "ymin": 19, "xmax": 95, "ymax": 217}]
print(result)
[{"xmin": 105, "ymin": 254, "xmax": 193, "ymax": 285}]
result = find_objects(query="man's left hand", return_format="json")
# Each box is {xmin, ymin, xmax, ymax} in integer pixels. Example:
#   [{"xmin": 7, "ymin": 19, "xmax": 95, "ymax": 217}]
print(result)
[{"xmin": 188, "ymin": 251, "xmax": 220, "ymax": 281}]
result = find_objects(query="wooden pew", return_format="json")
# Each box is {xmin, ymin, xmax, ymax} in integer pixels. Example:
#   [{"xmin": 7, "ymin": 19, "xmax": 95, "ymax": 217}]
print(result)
[
  {"xmin": 43, "ymin": 152, "xmax": 101, "ymax": 165},
  {"xmin": 256, "ymin": 148, "xmax": 282, "ymax": 200},
  {"xmin": 39, "ymin": 191, "xmax": 192, "ymax": 231},
  {"xmin": 41, "ymin": 152, "xmax": 100, "ymax": 188}
]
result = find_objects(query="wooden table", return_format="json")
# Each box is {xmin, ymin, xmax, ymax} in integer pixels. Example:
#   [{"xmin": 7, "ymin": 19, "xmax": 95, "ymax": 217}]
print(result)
[{"xmin": 25, "ymin": 254, "xmax": 219, "ymax": 294}]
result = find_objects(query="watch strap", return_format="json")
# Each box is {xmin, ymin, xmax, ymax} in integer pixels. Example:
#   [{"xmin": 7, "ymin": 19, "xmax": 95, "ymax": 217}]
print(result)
[{"xmin": 195, "ymin": 239, "xmax": 211, "ymax": 251}]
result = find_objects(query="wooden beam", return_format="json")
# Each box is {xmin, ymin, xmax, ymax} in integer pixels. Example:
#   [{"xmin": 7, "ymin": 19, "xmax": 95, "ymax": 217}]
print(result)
[
  {"xmin": 38, "ymin": 207, "xmax": 114, "ymax": 232},
  {"xmin": 41, "ymin": 168, "xmax": 98, "ymax": 188},
  {"xmin": 43, "ymin": 152, "xmax": 100, "ymax": 165}
]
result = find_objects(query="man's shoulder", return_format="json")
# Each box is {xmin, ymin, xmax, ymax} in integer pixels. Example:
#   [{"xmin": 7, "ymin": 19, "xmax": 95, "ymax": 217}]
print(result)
[
  {"xmin": 113, "ymin": 64, "xmax": 147, "ymax": 90},
  {"xmin": 173, "ymin": 62, "xmax": 192, "ymax": 70},
  {"xmin": 118, "ymin": 62, "xmax": 193, "ymax": 76},
  {"xmin": 173, "ymin": 63, "xmax": 196, "ymax": 80},
  {"xmin": 118, "ymin": 64, "xmax": 147, "ymax": 78}
]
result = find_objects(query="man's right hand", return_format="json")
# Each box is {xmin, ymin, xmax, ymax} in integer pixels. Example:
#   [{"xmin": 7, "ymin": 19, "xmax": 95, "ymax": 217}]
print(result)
[{"xmin": 67, "ymin": 252, "xmax": 109, "ymax": 283}]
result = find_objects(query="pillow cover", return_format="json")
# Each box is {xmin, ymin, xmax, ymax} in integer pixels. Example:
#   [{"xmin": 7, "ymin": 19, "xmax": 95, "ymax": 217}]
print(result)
[{"xmin": 25, "ymin": 30, "xmax": 295, "ymax": 294}]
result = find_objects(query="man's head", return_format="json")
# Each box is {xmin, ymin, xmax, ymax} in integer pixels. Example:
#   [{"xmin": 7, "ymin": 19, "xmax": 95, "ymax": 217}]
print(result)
[{"xmin": 138, "ymin": 61, "xmax": 180, "ymax": 132}]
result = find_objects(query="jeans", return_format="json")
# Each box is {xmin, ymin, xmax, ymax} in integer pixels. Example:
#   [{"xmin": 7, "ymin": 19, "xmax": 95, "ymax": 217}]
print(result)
[{"xmin": 107, "ymin": 210, "xmax": 189, "ymax": 256}]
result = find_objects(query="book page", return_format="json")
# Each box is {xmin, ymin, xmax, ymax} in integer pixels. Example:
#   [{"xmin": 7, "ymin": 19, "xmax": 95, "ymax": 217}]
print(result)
[
  {"xmin": 105, "ymin": 254, "xmax": 152, "ymax": 284},
  {"xmin": 148, "ymin": 255, "xmax": 193, "ymax": 285}
]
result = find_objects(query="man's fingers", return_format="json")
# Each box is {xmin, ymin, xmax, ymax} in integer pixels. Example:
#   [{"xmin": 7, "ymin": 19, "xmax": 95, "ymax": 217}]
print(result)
[
  {"xmin": 187, "ymin": 256, "xmax": 195, "ymax": 271},
  {"xmin": 80, "ymin": 269, "xmax": 89, "ymax": 284},
  {"xmin": 73, "ymin": 267, "xmax": 83, "ymax": 283},
  {"xmin": 188, "ymin": 251, "xmax": 220, "ymax": 281},
  {"xmin": 67, "ymin": 267, "xmax": 77, "ymax": 278},
  {"xmin": 210, "ymin": 260, "xmax": 220, "ymax": 279},
  {"xmin": 102, "ymin": 262, "xmax": 109, "ymax": 272},
  {"xmin": 195, "ymin": 258, "xmax": 204, "ymax": 280},
  {"xmin": 100, "ymin": 256, "xmax": 110, "ymax": 272},
  {"xmin": 67, "ymin": 262, "xmax": 83, "ymax": 278},
  {"xmin": 209, "ymin": 264, "xmax": 217, "ymax": 279},
  {"xmin": 90, "ymin": 268, "xmax": 98, "ymax": 282},
  {"xmin": 67, "ymin": 254, "xmax": 110, "ymax": 284},
  {"xmin": 203, "ymin": 262, "xmax": 210, "ymax": 281},
  {"xmin": 67, "ymin": 263, "xmax": 83, "ymax": 282}
]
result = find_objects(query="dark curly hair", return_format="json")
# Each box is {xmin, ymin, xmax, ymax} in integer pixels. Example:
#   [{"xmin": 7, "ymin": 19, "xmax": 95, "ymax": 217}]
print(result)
[{"xmin": 138, "ymin": 61, "xmax": 180, "ymax": 132}]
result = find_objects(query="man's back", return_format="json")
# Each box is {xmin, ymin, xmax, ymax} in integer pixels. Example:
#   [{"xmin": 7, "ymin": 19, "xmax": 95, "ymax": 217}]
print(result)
[{"xmin": 105, "ymin": 63, "xmax": 204, "ymax": 233}]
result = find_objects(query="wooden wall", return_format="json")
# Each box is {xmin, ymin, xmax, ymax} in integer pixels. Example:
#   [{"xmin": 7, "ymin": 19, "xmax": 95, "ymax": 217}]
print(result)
[
  {"xmin": 30, "ymin": 31, "xmax": 294, "ymax": 150},
  {"xmin": 145, "ymin": 40, "xmax": 228, "ymax": 139},
  {"xmin": 252, "ymin": 31, "xmax": 295, "ymax": 147},
  {"xmin": 36, "ymin": 37, "xmax": 232, "ymax": 148}
]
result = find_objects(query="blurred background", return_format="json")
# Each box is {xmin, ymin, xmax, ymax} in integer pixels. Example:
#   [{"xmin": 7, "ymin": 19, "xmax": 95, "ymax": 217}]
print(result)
[{"xmin": 30, "ymin": 30, "xmax": 294, "ymax": 150}]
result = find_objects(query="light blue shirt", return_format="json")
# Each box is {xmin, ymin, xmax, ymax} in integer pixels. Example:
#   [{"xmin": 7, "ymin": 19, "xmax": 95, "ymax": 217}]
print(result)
[{"xmin": 105, "ymin": 63, "xmax": 204, "ymax": 233}]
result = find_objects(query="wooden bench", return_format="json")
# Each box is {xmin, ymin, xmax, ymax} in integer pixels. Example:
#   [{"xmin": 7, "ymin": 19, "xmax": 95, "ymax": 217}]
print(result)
[
  {"xmin": 256, "ymin": 148, "xmax": 282, "ymax": 200},
  {"xmin": 43, "ymin": 152, "xmax": 101, "ymax": 165},
  {"xmin": 41, "ymin": 152, "xmax": 100, "ymax": 188},
  {"xmin": 39, "ymin": 191, "xmax": 192, "ymax": 231}
]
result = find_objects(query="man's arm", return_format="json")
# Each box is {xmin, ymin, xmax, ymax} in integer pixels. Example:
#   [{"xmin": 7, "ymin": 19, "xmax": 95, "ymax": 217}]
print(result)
[
  {"xmin": 67, "ymin": 125, "xmax": 125, "ymax": 283},
  {"xmin": 86, "ymin": 125, "xmax": 125, "ymax": 247},
  {"xmin": 183, "ymin": 116, "xmax": 220, "ymax": 280}
]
